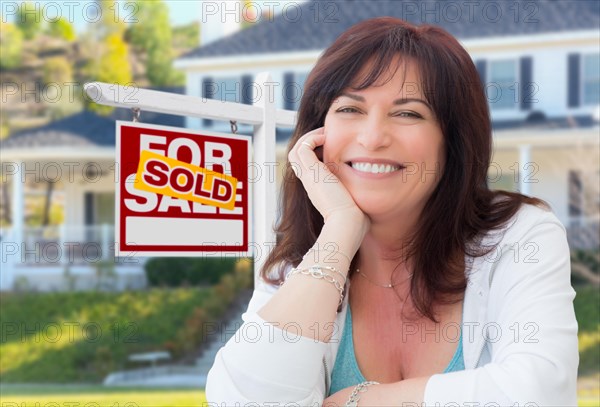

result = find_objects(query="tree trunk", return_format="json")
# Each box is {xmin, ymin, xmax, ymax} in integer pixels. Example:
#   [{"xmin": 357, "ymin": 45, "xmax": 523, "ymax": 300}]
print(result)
[
  {"xmin": 1, "ymin": 180, "xmax": 11, "ymax": 226},
  {"xmin": 42, "ymin": 180, "xmax": 54, "ymax": 226}
]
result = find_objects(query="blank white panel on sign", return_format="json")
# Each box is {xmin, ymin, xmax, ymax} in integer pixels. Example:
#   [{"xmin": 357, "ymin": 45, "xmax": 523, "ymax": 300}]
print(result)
[{"xmin": 126, "ymin": 217, "xmax": 244, "ymax": 246}]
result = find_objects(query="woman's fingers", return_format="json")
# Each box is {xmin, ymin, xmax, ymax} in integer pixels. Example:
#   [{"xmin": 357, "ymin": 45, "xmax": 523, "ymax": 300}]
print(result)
[
  {"xmin": 289, "ymin": 128, "xmax": 324, "ymax": 160},
  {"xmin": 288, "ymin": 127, "xmax": 325, "ymax": 178},
  {"xmin": 289, "ymin": 128, "xmax": 330, "ymax": 184},
  {"xmin": 287, "ymin": 127, "xmax": 366, "ymax": 222}
]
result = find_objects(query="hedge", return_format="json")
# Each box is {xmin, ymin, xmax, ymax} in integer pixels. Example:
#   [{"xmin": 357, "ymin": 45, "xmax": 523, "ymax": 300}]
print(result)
[{"xmin": 145, "ymin": 257, "xmax": 242, "ymax": 286}]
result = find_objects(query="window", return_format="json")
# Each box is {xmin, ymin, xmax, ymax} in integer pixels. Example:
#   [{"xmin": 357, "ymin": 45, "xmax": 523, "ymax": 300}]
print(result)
[
  {"xmin": 293, "ymin": 72, "xmax": 309, "ymax": 110},
  {"xmin": 568, "ymin": 170, "xmax": 583, "ymax": 218},
  {"xmin": 202, "ymin": 76, "xmax": 241, "ymax": 127},
  {"xmin": 213, "ymin": 77, "xmax": 240, "ymax": 103},
  {"xmin": 569, "ymin": 169, "xmax": 600, "ymax": 218},
  {"xmin": 488, "ymin": 60, "xmax": 518, "ymax": 110},
  {"xmin": 283, "ymin": 72, "xmax": 309, "ymax": 110},
  {"xmin": 582, "ymin": 53, "xmax": 600, "ymax": 106},
  {"xmin": 84, "ymin": 192, "xmax": 115, "ymax": 226}
]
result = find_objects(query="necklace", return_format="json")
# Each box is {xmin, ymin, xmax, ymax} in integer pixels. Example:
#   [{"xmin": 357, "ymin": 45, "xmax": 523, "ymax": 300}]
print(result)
[{"xmin": 355, "ymin": 268, "xmax": 412, "ymax": 288}]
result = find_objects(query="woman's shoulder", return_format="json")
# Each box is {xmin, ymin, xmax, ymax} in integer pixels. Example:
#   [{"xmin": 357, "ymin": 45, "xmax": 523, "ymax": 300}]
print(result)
[{"xmin": 482, "ymin": 201, "xmax": 565, "ymax": 247}]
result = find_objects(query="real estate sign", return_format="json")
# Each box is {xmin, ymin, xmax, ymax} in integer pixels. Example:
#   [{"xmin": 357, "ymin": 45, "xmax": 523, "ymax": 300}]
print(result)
[{"xmin": 116, "ymin": 122, "xmax": 251, "ymax": 256}]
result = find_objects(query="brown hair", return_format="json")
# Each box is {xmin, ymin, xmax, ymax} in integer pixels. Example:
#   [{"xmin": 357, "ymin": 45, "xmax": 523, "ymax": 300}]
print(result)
[{"xmin": 260, "ymin": 17, "xmax": 546, "ymax": 321}]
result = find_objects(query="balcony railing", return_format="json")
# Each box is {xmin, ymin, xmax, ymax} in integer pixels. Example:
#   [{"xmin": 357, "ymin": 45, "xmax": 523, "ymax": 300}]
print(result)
[
  {"xmin": 567, "ymin": 216, "xmax": 600, "ymax": 251},
  {"xmin": 17, "ymin": 224, "xmax": 115, "ymax": 265}
]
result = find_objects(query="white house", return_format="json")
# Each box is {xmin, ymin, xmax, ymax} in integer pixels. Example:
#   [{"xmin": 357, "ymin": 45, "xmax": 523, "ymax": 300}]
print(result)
[
  {"xmin": 0, "ymin": 107, "xmax": 185, "ymax": 291},
  {"xmin": 174, "ymin": 0, "xmax": 600, "ymax": 249},
  {"xmin": 1, "ymin": 0, "xmax": 598, "ymax": 291}
]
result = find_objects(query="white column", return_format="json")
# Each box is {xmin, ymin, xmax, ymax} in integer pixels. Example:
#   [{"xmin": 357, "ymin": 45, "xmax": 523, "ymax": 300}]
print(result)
[
  {"xmin": 102, "ymin": 223, "xmax": 109, "ymax": 260},
  {"xmin": 59, "ymin": 224, "xmax": 66, "ymax": 265},
  {"xmin": 1, "ymin": 168, "xmax": 24, "ymax": 290},
  {"xmin": 253, "ymin": 72, "xmax": 277, "ymax": 279},
  {"xmin": 12, "ymin": 168, "xmax": 24, "ymax": 258},
  {"xmin": 518, "ymin": 144, "xmax": 532, "ymax": 195}
]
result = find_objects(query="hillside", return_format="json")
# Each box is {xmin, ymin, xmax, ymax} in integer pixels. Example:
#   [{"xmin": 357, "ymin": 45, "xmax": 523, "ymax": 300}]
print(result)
[{"xmin": 0, "ymin": 21, "xmax": 199, "ymax": 138}]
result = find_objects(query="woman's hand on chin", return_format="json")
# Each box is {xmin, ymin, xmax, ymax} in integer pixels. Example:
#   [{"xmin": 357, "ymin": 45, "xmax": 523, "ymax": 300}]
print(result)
[{"xmin": 288, "ymin": 127, "xmax": 370, "ymax": 233}]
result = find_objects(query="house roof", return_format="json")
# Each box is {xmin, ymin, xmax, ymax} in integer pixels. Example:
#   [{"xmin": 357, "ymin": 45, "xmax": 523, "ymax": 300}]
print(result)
[
  {"xmin": 3, "ymin": 111, "xmax": 118, "ymax": 149},
  {"xmin": 179, "ymin": 0, "xmax": 600, "ymax": 60},
  {"xmin": 3, "ymin": 93, "xmax": 186, "ymax": 150}
]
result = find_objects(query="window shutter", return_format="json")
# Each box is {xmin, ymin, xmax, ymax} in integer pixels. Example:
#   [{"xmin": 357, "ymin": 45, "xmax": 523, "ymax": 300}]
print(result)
[
  {"xmin": 84, "ymin": 192, "xmax": 94, "ymax": 226},
  {"xmin": 202, "ymin": 77, "xmax": 214, "ymax": 126},
  {"xmin": 283, "ymin": 72, "xmax": 295, "ymax": 110},
  {"xmin": 568, "ymin": 54, "xmax": 581, "ymax": 108},
  {"xmin": 520, "ymin": 57, "xmax": 533, "ymax": 110},
  {"xmin": 241, "ymin": 75, "xmax": 253, "ymax": 105},
  {"xmin": 568, "ymin": 170, "xmax": 583, "ymax": 217},
  {"xmin": 475, "ymin": 60, "xmax": 487, "ymax": 88}
]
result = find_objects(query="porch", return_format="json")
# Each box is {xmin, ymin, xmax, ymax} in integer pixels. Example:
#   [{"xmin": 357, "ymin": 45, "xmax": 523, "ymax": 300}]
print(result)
[
  {"xmin": 0, "ymin": 111, "xmax": 148, "ymax": 292},
  {"xmin": 1, "ymin": 224, "xmax": 146, "ymax": 292}
]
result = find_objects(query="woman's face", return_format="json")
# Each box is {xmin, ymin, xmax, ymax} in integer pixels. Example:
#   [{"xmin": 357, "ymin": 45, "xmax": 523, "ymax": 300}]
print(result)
[{"xmin": 323, "ymin": 58, "xmax": 445, "ymax": 222}]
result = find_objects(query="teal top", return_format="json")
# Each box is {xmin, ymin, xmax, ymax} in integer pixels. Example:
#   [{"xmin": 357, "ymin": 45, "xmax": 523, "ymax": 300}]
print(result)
[{"xmin": 328, "ymin": 304, "xmax": 465, "ymax": 396}]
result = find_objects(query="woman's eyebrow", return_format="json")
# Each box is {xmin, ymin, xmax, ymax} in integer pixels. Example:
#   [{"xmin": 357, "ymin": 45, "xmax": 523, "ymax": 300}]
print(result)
[
  {"xmin": 338, "ymin": 92, "xmax": 365, "ymax": 102},
  {"xmin": 393, "ymin": 97, "xmax": 432, "ymax": 110},
  {"xmin": 338, "ymin": 93, "xmax": 432, "ymax": 110}
]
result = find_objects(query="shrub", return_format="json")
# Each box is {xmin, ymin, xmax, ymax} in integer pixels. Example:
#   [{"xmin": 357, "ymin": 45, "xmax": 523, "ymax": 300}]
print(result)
[{"xmin": 145, "ymin": 257, "xmax": 239, "ymax": 287}]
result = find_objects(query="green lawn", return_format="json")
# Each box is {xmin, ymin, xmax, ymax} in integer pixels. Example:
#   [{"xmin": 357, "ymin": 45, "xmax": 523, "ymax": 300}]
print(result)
[
  {"xmin": 0, "ymin": 385, "xmax": 206, "ymax": 406},
  {"xmin": 0, "ymin": 384, "xmax": 598, "ymax": 406}
]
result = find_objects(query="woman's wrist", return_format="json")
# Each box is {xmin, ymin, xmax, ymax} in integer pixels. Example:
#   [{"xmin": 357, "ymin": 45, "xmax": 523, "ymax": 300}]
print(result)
[
  {"xmin": 344, "ymin": 381, "xmax": 380, "ymax": 406},
  {"xmin": 318, "ymin": 212, "xmax": 367, "ymax": 267},
  {"xmin": 324, "ymin": 207, "xmax": 369, "ymax": 237}
]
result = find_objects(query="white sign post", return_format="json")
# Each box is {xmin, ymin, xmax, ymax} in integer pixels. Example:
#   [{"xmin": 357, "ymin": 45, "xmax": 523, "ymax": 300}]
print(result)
[{"xmin": 85, "ymin": 73, "xmax": 296, "ymax": 278}]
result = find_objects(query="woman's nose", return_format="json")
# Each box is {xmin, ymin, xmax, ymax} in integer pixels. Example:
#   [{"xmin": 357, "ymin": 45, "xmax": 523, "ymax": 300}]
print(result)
[{"xmin": 356, "ymin": 116, "xmax": 392, "ymax": 150}]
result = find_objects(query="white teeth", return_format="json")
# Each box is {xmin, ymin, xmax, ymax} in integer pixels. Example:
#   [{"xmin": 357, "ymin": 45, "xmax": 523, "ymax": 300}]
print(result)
[{"xmin": 351, "ymin": 162, "xmax": 400, "ymax": 174}]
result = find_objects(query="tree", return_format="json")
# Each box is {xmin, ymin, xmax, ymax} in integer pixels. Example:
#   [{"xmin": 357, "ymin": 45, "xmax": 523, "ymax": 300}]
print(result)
[
  {"xmin": 172, "ymin": 22, "xmax": 200, "ymax": 50},
  {"xmin": 127, "ymin": 0, "xmax": 182, "ymax": 86},
  {"xmin": 98, "ymin": 0, "xmax": 126, "ymax": 38},
  {"xmin": 43, "ymin": 57, "xmax": 81, "ymax": 119},
  {"xmin": 0, "ymin": 110, "xmax": 10, "ymax": 141},
  {"xmin": 0, "ymin": 22, "xmax": 23, "ymax": 69},
  {"xmin": 15, "ymin": 2, "xmax": 43, "ymax": 39},
  {"xmin": 98, "ymin": 34, "xmax": 132, "ymax": 86},
  {"xmin": 47, "ymin": 17, "xmax": 76, "ymax": 41},
  {"xmin": 43, "ymin": 56, "xmax": 73, "ymax": 85},
  {"xmin": 86, "ymin": 33, "xmax": 132, "ymax": 115}
]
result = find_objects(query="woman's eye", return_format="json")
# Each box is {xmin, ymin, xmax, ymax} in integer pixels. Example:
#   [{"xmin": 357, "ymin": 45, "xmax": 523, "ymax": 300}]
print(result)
[
  {"xmin": 336, "ymin": 107, "xmax": 360, "ymax": 114},
  {"xmin": 394, "ymin": 111, "xmax": 422, "ymax": 119}
]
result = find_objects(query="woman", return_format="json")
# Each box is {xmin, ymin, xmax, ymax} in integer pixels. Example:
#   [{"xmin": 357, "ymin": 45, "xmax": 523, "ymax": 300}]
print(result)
[{"xmin": 205, "ymin": 17, "xmax": 578, "ymax": 406}]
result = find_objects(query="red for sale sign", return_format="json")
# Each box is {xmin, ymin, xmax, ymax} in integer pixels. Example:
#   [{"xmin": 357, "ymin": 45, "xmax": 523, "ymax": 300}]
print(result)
[{"xmin": 116, "ymin": 121, "xmax": 251, "ymax": 256}]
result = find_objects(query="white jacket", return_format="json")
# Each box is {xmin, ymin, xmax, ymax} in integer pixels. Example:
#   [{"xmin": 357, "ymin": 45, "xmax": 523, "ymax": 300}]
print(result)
[{"xmin": 206, "ymin": 204, "xmax": 579, "ymax": 406}]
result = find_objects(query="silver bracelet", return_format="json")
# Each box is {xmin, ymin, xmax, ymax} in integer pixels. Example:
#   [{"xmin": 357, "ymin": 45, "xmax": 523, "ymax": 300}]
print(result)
[
  {"xmin": 344, "ymin": 381, "xmax": 380, "ymax": 407},
  {"xmin": 286, "ymin": 265, "xmax": 345, "ymax": 306}
]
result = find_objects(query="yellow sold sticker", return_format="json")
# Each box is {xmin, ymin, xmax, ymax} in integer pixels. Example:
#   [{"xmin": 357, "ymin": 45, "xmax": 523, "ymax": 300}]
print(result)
[{"xmin": 134, "ymin": 150, "xmax": 238, "ymax": 210}]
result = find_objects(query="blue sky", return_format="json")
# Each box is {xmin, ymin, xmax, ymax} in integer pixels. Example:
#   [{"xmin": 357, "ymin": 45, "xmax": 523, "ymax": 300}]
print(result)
[{"xmin": 164, "ymin": 0, "xmax": 201, "ymax": 26}]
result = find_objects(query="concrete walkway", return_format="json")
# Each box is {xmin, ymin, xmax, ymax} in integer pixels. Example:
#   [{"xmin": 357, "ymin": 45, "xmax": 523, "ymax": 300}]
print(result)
[{"xmin": 103, "ymin": 289, "xmax": 253, "ymax": 387}]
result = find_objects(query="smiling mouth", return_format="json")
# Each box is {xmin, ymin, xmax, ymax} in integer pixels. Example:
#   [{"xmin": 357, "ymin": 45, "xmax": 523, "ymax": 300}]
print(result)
[{"xmin": 348, "ymin": 162, "xmax": 404, "ymax": 174}]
